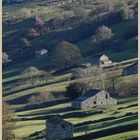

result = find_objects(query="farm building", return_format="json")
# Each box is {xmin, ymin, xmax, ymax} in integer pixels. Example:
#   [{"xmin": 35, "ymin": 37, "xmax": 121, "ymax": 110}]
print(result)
[
  {"xmin": 46, "ymin": 116, "xmax": 74, "ymax": 140},
  {"xmin": 99, "ymin": 54, "xmax": 112, "ymax": 66},
  {"xmin": 35, "ymin": 49, "xmax": 48, "ymax": 58},
  {"xmin": 122, "ymin": 62, "xmax": 138, "ymax": 76},
  {"xmin": 71, "ymin": 89, "xmax": 117, "ymax": 110}
]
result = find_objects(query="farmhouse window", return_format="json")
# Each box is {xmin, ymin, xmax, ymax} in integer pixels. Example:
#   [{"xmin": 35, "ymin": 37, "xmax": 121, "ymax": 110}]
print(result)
[{"xmin": 106, "ymin": 94, "xmax": 108, "ymax": 99}]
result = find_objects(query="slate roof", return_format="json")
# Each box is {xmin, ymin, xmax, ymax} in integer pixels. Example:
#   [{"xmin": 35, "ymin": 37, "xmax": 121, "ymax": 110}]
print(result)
[
  {"xmin": 47, "ymin": 116, "xmax": 64, "ymax": 124},
  {"xmin": 73, "ymin": 89, "xmax": 101, "ymax": 102},
  {"xmin": 100, "ymin": 54, "xmax": 109, "ymax": 61},
  {"xmin": 47, "ymin": 116, "xmax": 72, "ymax": 125}
]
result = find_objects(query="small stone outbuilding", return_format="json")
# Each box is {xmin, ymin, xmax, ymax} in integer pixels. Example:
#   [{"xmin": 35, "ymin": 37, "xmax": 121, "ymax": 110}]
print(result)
[
  {"xmin": 122, "ymin": 62, "xmax": 138, "ymax": 76},
  {"xmin": 71, "ymin": 89, "xmax": 117, "ymax": 110},
  {"xmin": 35, "ymin": 49, "xmax": 48, "ymax": 58},
  {"xmin": 46, "ymin": 116, "xmax": 73, "ymax": 140},
  {"xmin": 99, "ymin": 54, "xmax": 112, "ymax": 66}
]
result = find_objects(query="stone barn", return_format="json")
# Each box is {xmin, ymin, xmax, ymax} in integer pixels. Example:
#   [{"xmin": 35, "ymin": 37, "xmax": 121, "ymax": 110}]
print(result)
[
  {"xmin": 99, "ymin": 54, "xmax": 112, "ymax": 66},
  {"xmin": 122, "ymin": 62, "xmax": 138, "ymax": 76},
  {"xmin": 71, "ymin": 89, "xmax": 117, "ymax": 110},
  {"xmin": 46, "ymin": 116, "xmax": 73, "ymax": 140},
  {"xmin": 35, "ymin": 48, "xmax": 48, "ymax": 58}
]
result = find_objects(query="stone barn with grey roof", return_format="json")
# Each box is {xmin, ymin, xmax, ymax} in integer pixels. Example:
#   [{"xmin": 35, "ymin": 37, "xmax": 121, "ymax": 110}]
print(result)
[
  {"xmin": 46, "ymin": 116, "xmax": 73, "ymax": 140},
  {"xmin": 99, "ymin": 54, "xmax": 112, "ymax": 66},
  {"xmin": 71, "ymin": 89, "xmax": 117, "ymax": 110}
]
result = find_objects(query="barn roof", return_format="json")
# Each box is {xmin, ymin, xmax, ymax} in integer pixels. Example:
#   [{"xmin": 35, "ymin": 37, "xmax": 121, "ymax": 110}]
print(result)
[
  {"xmin": 36, "ymin": 48, "xmax": 48, "ymax": 52},
  {"xmin": 73, "ymin": 89, "xmax": 102, "ymax": 102},
  {"xmin": 100, "ymin": 54, "xmax": 109, "ymax": 61},
  {"xmin": 47, "ymin": 116, "xmax": 72, "ymax": 125}
]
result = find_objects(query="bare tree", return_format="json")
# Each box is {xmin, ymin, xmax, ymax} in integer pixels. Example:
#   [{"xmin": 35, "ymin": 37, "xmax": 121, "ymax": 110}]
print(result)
[
  {"xmin": 2, "ymin": 102, "xmax": 15, "ymax": 140},
  {"xmin": 40, "ymin": 71, "xmax": 54, "ymax": 84},
  {"xmin": 92, "ymin": 25, "xmax": 114, "ymax": 51},
  {"xmin": 28, "ymin": 92, "xmax": 55, "ymax": 105},
  {"xmin": 72, "ymin": 66, "xmax": 98, "ymax": 79},
  {"xmin": 21, "ymin": 67, "xmax": 53, "ymax": 87},
  {"xmin": 72, "ymin": 65, "xmax": 99, "ymax": 90},
  {"xmin": 21, "ymin": 66, "xmax": 42, "ymax": 87},
  {"xmin": 115, "ymin": 79, "xmax": 138, "ymax": 96},
  {"xmin": 104, "ymin": 71, "xmax": 121, "ymax": 92}
]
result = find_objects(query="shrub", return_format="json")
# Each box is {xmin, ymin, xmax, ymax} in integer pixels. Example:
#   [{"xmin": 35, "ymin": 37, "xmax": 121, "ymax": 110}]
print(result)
[
  {"xmin": 65, "ymin": 82, "xmax": 86, "ymax": 99},
  {"xmin": 28, "ymin": 92, "xmax": 55, "ymax": 105}
]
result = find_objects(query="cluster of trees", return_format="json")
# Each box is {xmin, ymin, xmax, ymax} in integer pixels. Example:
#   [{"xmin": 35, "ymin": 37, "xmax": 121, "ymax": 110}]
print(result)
[
  {"xmin": 115, "ymin": 79, "xmax": 138, "ymax": 96},
  {"xmin": 65, "ymin": 66, "xmax": 101, "ymax": 99},
  {"xmin": 65, "ymin": 64, "xmax": 138, "ymax": 99}
]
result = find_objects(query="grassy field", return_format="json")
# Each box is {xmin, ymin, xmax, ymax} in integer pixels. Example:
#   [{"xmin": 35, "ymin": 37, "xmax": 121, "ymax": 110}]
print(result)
[
  {"xmin": 2, "ymin": 0, "xmax": 138, "ymax": 139},
  {"xmin": 12, "ymin": 96, "xmax": 138, "ymax": 139},
  {"xmin": 3, "ymin": 59, "xmax": 138, "ymax": 139}
]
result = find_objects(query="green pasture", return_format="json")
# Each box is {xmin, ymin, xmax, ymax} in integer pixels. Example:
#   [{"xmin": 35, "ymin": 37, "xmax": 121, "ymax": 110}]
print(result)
[{"xmin": 12, "ymin": 96, "xmax": 138, "ymax": 138}]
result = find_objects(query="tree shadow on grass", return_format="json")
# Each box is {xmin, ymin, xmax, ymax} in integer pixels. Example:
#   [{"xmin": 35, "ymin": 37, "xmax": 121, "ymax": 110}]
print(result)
[
  {"xmin": 18, "ymin": 106, "xmax": 73, "ymax": 117},
  {"xmin": 15, "ymin": 98, "xmax": 70, "ymax": 112},
  {"xmin": 7, "ymin": 92, "xmax": 36, "ymax": 105}
]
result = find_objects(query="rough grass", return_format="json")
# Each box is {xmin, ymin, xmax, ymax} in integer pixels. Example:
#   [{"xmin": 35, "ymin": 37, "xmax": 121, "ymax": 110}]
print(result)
[
  {"xmin": 13, "ymin": 120, "xmax": 45, "ymax": 139},
  {"xmin": 3, "ymin": 1, "xmax": 138, "ymax": 139}
]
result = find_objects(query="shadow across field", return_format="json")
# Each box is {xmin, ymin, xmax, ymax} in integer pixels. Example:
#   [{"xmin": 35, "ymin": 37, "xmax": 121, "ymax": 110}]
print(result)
[
  {"xmin": 7, "ymin": 92, "xmax": 36, "ymax": 105},
  {"xmin": 18, "ymin": 109, "xmax": 103, "ymax": 120},
  {"xmin": 18, "ymin": 106, "xmax": 73, "ymax": 117},
  {"xmin": 65, "ymin": 123, "xmax": 138, "ymax": 140},
  {"xmin": 74, "ymin": 112, "xmax": 137, "ymax": 127},
  {"xmin": 15, "ymin": 99, "xmax": 70, "ymax": 112},
  {"xmin": 117, "ymin": 103, "xmax": 138, "ymax": 110}
]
